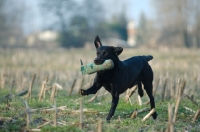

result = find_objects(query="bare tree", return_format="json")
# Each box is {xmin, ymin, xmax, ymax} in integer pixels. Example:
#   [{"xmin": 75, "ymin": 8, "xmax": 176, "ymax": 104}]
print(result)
[
  {"xmin": 40, "ymin": 0, "xmax": 78, "ymax": 32},
  {"xmin": 0, "ymin": 0, "xmax": 25, "ymax": 47},
  {"xmin": 0, "ymin": 1, "xmax": 8, "ymax": 46},
  {"xmin": 81, "ymin": 0, "xmax": 105, "ymax": 29},
  {"xmin": 39, "ymin": 0, "xmax": 106, "ymax": 47},
  {"xmin": 153, "ymin": 0, "xmax": 200, "ymax": 47}
]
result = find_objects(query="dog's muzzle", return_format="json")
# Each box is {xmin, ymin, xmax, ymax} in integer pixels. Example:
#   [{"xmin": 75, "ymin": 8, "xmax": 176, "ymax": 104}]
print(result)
[{"xmin": 94, "ymin": 58, "xmax": 105, "ymax": 65}]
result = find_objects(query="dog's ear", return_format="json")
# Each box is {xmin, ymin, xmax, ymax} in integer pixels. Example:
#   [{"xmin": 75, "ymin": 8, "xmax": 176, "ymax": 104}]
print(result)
[
  {"xmin": 94, "ymin": 35, "xmax": 102, "ymax": 49},
  {"xmin": 113, "ymin": 47, "xmax": 123, "ymax": 55}
]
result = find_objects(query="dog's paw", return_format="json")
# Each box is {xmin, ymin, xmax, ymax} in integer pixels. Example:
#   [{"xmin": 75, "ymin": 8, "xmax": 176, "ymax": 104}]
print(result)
[
  {"xmin": 106, "ymin": 119, "xmax": 110, "ymax": 123},
  {"xmin": 80, "ymin": 89, "xmax": 88, "ymax": 96},
  {"xmin": 106, "ymin": 118, "xmax": 111, "ymax": 123},
  {"xmin": 152, "ymin": 111, "xmax": 157, "ymax": 119}
]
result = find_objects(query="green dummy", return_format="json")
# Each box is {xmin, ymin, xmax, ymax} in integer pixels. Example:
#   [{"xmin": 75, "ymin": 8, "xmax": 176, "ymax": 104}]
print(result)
[{"xmin": 80, "ymin": 59, "xmax": 114, "ymax": 75}]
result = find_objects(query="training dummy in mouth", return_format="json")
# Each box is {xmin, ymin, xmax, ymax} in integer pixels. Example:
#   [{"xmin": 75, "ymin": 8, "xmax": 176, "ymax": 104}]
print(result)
[{"xmin": 80, "ymin": 59, "xmax": 114, "ymax": 75}]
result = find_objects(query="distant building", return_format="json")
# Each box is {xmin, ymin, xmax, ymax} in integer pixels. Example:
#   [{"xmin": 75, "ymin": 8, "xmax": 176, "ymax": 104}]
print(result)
[
  {"xmin": 127, "ymin": 21, "xmax": 136, "ymax": 47},
  {"xmin": 38, "ymin": 30, "xmax": 58, "ymax": 41},
  {"xmin": 26, "ymin": 30, "xmax": 58, "ymax": 47}
]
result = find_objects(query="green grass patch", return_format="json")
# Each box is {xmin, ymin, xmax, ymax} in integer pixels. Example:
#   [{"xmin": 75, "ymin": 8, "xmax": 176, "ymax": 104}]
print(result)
[{"xmin": 0, "ymin": 88, "xmax": 199, "ymax": 132}]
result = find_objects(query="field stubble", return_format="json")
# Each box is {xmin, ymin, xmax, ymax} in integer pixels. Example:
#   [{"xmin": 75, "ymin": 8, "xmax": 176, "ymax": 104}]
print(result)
[{"xmin": 0, "ymin": 47, "xmax": 200, "ymax": 131}]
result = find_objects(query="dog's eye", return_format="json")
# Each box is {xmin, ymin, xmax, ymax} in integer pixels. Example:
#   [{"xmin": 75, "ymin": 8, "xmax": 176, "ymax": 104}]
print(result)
[
  {"xmin": 96, "ymin": 52, "xmax": 100, "ymax": 56},
  {"xmin": 103, "ymin": 52, "xmax": 108, "ymax": 57}
]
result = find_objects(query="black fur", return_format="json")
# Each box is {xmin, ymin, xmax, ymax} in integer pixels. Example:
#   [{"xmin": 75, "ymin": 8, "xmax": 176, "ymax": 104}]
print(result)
[{"xmin": 81, "ymin": 36, "xmax": 157, "ymax": 121}]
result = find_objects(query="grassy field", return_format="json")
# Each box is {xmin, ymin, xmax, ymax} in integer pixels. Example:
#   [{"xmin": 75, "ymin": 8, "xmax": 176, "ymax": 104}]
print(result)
[{"xmin": 0, "ymin": 47, "xmax": 200, "ymax": 132}]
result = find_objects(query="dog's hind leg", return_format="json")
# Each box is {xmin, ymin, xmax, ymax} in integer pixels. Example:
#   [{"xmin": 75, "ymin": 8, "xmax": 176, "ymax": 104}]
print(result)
[
  {"xmin": 144, "ymin": 84, "xmax": 157, "ymax": 119},
  {"xmin": 142, "ymin": 65, "xmax": 157, "ymax": 119},
  {"xmin": 144, "ymin": 83, "xmax": 155, "ymax": 109},
  {"xmin": 137, "ymin": 82, "xmax": 143, "ymax": 97}
]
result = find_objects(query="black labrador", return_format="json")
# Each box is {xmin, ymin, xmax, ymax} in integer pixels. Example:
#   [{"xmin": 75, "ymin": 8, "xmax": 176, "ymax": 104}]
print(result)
[{"xmin": 81, "ymin": 36, "xmax": 157, "ymax": 121}]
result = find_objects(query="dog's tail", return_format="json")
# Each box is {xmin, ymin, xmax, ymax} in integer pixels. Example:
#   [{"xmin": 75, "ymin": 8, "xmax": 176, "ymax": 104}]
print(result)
[{"xmin": 145, "ymin": 55, "xmax": 153, "ymax": 61}]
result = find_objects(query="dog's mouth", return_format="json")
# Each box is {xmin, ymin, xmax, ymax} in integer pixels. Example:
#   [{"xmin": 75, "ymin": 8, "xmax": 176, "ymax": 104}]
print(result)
[{"xmin": 94, "ymin": 59, "xmax": 105, "ymax": 65}]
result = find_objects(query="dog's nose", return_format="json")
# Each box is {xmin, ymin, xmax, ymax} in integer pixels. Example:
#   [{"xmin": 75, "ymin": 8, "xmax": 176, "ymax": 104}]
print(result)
[{"xmin": 94, "ymin": 58, "xmax": 100, "ymax": 64}]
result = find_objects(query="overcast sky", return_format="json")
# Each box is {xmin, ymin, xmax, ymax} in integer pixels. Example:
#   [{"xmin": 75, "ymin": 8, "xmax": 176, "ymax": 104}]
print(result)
[
  {"xmin": 126, "ymin": 0, "xmax": 155, "ymax": 20},
  {"xmin": 24, "ymin": 0, "xmax": 155, "ymax": 35}
]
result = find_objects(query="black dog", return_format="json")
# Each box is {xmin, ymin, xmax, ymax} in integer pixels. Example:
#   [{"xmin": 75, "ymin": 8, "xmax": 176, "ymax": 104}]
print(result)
[{"xmin": 81, "ymin": 36, "xmax": 157, "ymax": 121}]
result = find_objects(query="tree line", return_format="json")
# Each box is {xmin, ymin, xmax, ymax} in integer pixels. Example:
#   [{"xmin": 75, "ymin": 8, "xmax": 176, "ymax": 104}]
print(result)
[{"xmin": 0, "ymin": 0, "xmax": 200, "ymax": 48}]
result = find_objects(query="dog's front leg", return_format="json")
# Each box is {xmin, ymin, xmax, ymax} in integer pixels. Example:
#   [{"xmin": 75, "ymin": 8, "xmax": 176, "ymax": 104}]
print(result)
[
  {"xmin": 80, "ymin": 83, "xmax": 102, "ymax": 95},
  {"xmin": 106, "ymin": 95, "xmax": 119, "ymax": 121},
  {"xmin": 81, "ymin": 75, "xmax": 102, "ymax": 96}
]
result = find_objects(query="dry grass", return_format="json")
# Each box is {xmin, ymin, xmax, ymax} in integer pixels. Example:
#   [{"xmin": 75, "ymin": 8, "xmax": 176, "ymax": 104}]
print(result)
[{"xmin": 0, "ymin": 47, "xmax": 200, "ymax": 131}]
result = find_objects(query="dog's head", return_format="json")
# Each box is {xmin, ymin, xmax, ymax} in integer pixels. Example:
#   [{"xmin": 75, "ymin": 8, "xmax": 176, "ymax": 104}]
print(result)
[{"xmin": 93, "ymin": 35, "xmax": 123, "ymax": 65}]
